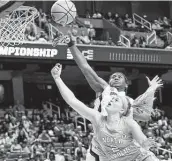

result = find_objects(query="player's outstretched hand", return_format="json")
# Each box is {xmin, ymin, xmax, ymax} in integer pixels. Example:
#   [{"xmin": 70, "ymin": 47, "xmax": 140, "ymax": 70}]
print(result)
[
  {"xmin": 52, "ymin": 31, "xmax": 70, "ymax": 47},
  {"xmin": 142, "ymin": 138, "xmax": 158, "ymax": 150},
  {"xmin": 67, "ymin": 31, "xmax": 76, "ymax": 44},
  {"xmin": 146, "ymin": 75, "xmax": 163, "ymax": 90},
  {"xmin": 51, "ymin": 63, "xmax": 62, "ymax": 79}
]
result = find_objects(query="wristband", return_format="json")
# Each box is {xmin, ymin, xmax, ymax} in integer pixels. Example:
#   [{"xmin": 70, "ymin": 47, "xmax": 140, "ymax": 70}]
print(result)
[{"xmin": 67, "ymin": 40, "xmax": 75, "ymax": 47}]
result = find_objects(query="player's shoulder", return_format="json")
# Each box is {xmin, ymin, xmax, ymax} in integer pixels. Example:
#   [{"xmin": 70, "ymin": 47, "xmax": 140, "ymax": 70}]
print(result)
[
  {"xmin": 123, "ymin": 116, "xmax": 136, "ymax": 128},
  {"xmin": 126, "ymin": 96, "xmax": 134, "ymax": 104}
]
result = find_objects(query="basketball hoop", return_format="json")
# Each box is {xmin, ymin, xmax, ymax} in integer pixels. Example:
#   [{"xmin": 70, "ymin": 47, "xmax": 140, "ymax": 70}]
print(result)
[{"xmin": 0, "ymin": 6, "xmax": 39, "ymax": 47}]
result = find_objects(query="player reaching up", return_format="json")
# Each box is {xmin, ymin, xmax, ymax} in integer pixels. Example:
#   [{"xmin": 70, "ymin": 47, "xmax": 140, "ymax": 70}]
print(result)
[
  {"xmin": 51, "ymin": 63, "xmax": 160, "ymax": 161},
  {"xmin": 53, "ymin": 33, "xmax": 163, "ymax": 161}
]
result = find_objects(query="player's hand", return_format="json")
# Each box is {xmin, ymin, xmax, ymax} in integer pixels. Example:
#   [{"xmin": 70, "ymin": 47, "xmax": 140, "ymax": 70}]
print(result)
[
  {"xmin": 142, "ymin": 138, "xmax": 158, "ymax": 150},
  {"xmin": 146, "ymin": 75, "xmax": 163, "ymax": 90},
  {"xmin": 51, "ymin": 63, "xmax": 62, "ymax": 79},
  {"xmin": 67, "ymin": 31, "xmax": 76, "ymax": 44}
]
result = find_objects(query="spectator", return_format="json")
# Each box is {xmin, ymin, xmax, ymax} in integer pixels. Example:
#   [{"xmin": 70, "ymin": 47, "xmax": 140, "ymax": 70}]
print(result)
[
  {"xmin": 74, "ymin": 142, "xmax": 86, "ymax": 161},
  {"xmin": 27, "ymin": 31, "xmax": 37, "ymax": 41},
  {"xmin": 92, "ymin": 10, "xmax": 102, "ymax": 19},
  {"xmin": 31, "ymin": 139, "xmax": 45, "ymax": 158},
  {"xmin": 47, "ymin": 151, "xmax": 56, "ymax": 161},
  {"xmin": 106, "ymin": 37, "xmax": 115, "ymax": 46},
  {"xmin": 38, "ymin": 10, "xmax": 47, "ymax": 29},
  {"xmin": 22, "ymin": 115, "xmax": 32, "ymax": 131},
  {"xmin": 44, "ymin": 18, "xmax": 52, "ymax": 37},
  {"xmin": 87, "ymin": 24, "xmax": 96, "ymax": 41},
  {"xmin": 37, "ymin": 31, "xmax": 48, "ymax": 43},
  {"xmin": 71, "ymin": 28, "xmax": 78, "ymax": 43},
  {"xmin": 114, "ymin": 13, "xmax": 124, "ymax": 28},
  {"xmin": 44, "ymin": 144, "xmax": 53, "ymax": 160},
  {"xmin": 53, "ymin": 30, "xmax": 63, "ymax": 41},
  {"xmin": 132, "ymin": 37, "xmax": 140, "ymax": 47},
  {"xmin": 27, "ymin": 131, "xmax": 35, "ymax": 145},
  {"xmin": 124, "ymin": 14, "xmax": 137, "ymax": 29},
  {"xmin": 8, "ymin": 117, "xmax": 19, "ymax": 131},
  {"xmin": 42, "ymin": 101, "xmax": 53, "ymax": 118},
  {"xmin": 5, "ymin": 131, "xmax": 15, "ymax": 147},
  {"xmin": 21, "ymin": 141, "xmax": 31, "ymax": 153},
  {"xmin": 106, "ymin": 12, "xmax": 114, "ymax": 23},
  {"xmin": 139, "ymin": 36, "xmax": 147, "ymax": 48},
  {"xmin": 85, "ymin": 9, "xmax": 91, "ymax": 19},
  {"xmin": 123, "ymin": 14, "xmax": 132, "ymax": 27},
  {"xmin": 78, "ymin": 30, "xmax": 90, "ymax": 44},
  {"xmin": 114, "ymin": 13, "xmax": 119, "ymax": 25},
  {"xmin": 157, "ymin": 17, "xmax": 164, "ymax": 26},
  {"xmin": 55, "ymin": 150, "xmax": 65, "ymax": 161},
  {"xmin": 10, "ymin": 138, "xmax": 22, "ymax": 153},
  {"xmin": 162, "ymin": 17, "xmax": 171, "ymax": 29},
  {"xmin": 17, "ymin": 123, "xmax": 28, "ymax": 143},
  {"xmin": 152, "ymin": 20, "xmax": 163, "ymax": 31}
]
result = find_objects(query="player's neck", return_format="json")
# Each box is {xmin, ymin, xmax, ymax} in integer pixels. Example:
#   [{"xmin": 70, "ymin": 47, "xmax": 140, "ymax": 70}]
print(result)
[
  {"xmin": 114, "ymin": 86, "xmax": 125, "ymax": 92},
  {"xmin": 106, "ymin": 113, "xmax": 121, "ymax": 125}
]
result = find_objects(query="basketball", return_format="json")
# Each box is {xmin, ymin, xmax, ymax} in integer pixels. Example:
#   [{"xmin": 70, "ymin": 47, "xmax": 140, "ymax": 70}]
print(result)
[{"xmin": 51, "ymin": 0, "xmax": 77, "ymax": 26}]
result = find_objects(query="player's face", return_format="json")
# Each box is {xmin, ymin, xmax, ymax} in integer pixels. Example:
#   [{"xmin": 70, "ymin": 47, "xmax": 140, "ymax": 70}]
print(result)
[
  {"xmin": 109, "ymin": 72, "xmax": 127, "ymax": 89},
  {"xmin": 106, "ymin": 95, "xmax": 128, "ymax": 115},
  {"xmin": 105, "ymin": 95, "xmax": 123, "ymax": 113}
]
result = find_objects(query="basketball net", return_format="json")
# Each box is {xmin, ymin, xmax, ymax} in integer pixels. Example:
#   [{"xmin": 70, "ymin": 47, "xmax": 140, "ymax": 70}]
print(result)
[{"xmin": 0, "ymin": 6, "xmax": 39, "ymax": 47}]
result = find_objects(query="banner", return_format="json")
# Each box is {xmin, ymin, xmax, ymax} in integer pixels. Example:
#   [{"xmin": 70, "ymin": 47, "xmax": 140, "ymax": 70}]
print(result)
[
  {"xmin": 68, "ymin": 45, "xmax": 171, "ymax": 65},
  {"xmin": 0, "ymin": 43, "xmax": 66, "ymax": 60},
  {"xmin": 0, "ymin": 43, "xmax": 172, "ymax": 65}
]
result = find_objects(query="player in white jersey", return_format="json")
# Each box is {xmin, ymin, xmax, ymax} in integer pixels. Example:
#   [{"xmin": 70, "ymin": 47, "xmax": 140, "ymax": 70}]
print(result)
[
  {"xmin": 51, "ymin": 63, "xmax": 161, "ymax": 161},
  {"xmin": 66, "ymin": 34, "xmax": 162, "ymax": 161}
]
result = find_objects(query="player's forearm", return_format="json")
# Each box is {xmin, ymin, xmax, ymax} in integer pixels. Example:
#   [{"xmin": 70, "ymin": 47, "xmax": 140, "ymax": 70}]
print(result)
[
  {"xmin": 53, "ymin": 77, "xmax": 76, "ymax": 105},
  {"xmin": 69, "ymin": 45, "xmax": 105, "ymax": 92},
  {"xmin": 69, "ymin": 45, "xmax": 89, "ymax": 71},
  {"xmin": 69, "ymin": 45, "xmax": 100, "ymax": 82},
  {"xmin": 53, "ymin": 75, "xmax": 98, "ymax": 122}
]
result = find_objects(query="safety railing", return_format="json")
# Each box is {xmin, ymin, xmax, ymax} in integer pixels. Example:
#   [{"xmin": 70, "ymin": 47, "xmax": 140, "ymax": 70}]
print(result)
[
  {"xmin": 156, "ymin": 147, "xmax": 172, "ymax": 158},
  {"xmin": 119, "ymin": 35, "xmax": 131, "ymax": 47},
  {"xmin": 75, "ymin": 116, "xmax": 87, "ymax": 132},
  {"xmin": 167, "ymin": 31, "xmax": 172, "ymax": 44},
  {"xmin": 146, "ymin": 30, "xmax": 157, "ymax": 45},
  {"xmin": 133, "ymin": 13, "xmax": 152, "ymax": 31},
  {"xmin": 46, "ymin": 101, "xmax": 61, "ymax": 119}
]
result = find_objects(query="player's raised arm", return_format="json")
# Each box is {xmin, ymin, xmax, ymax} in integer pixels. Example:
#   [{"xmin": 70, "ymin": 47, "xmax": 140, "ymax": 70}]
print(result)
[
  {"xmin": 51, "ymin": 63, "xmax": 100, "ymax": 122},
  {"xmin": 67, "ymin": 33, "xmax": 108, "ymax": 93},
  {"xmin": 132, "ymin": 75, "xmax": 163, "ymax": 122}
]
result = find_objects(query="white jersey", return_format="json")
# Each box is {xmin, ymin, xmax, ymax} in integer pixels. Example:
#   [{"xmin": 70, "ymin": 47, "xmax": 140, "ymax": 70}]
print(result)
[{"xmin": 94, "ymin": 85, "xmax": 133, "ymax": 116}]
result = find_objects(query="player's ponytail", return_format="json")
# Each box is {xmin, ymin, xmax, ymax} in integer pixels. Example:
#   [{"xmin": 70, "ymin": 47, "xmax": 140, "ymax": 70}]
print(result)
[{"xmin": 119, "ymin": 96, "xmax": 131, "ymax": 117}]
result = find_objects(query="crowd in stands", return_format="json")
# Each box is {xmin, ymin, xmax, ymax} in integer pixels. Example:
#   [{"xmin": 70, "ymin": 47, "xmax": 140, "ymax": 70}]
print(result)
[
  {"xmin": 82, "ymin": 10, "xmax": 172, "ymax": 49},
  {"xmin": 0, "ymin": 99, "xmax": 94, "ymax": 161},
  {"xmin": 22, "ymin": 7, "xmax": 172, "ymax": 50},
  {"xmin": 24, "ymin": 9, "xmax": 115, "ymax": 47},
  {"xmin": 0, "ymin": 96, "xmax": 172, "ymax": 160},
  {"xmin": 139, "ymin": 107, "xmax": 172, "ymax": 161},
  {"xmin": 103, "ymin": 12, "xmax": 172, "ymax": 49}
]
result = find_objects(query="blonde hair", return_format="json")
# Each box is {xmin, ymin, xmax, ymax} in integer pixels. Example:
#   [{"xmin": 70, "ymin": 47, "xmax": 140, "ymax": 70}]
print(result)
[{"xmin": 118, "ymin": 95, "xmax": 131, "ymax": 117}]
